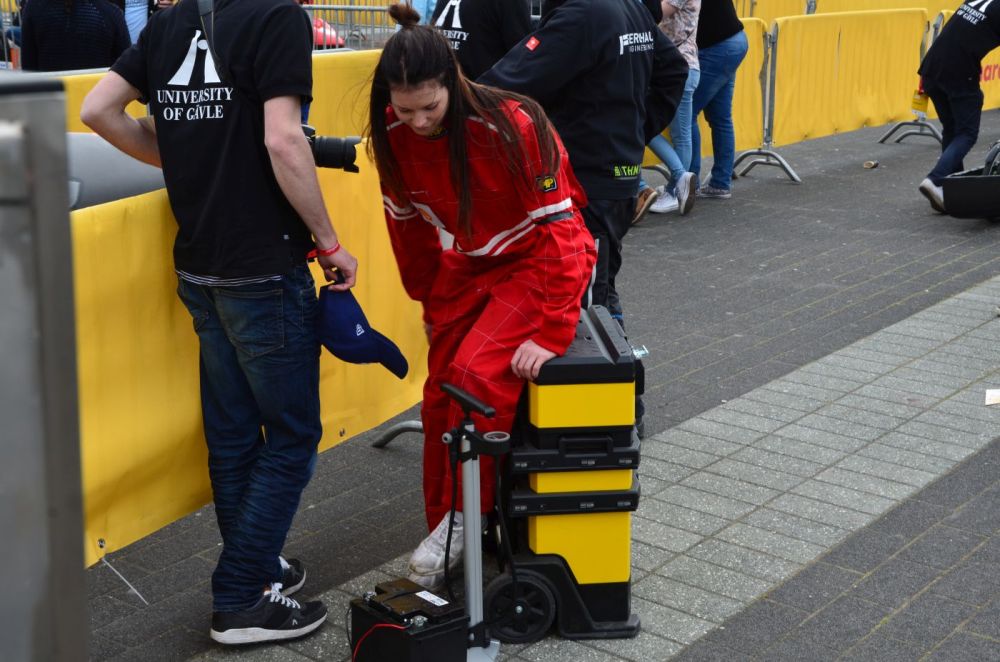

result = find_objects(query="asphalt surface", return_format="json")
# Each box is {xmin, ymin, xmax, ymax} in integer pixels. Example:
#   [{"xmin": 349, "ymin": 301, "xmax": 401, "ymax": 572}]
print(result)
[{"xmin": 86, "ymin": 111, "xmax": 1000, "ymax": 661}]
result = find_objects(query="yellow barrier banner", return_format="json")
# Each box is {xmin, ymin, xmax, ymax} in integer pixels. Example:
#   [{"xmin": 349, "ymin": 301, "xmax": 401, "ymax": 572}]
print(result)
[
  {"xmin": 643, "ymin": 17, "xmax": 767, "ymax": 166},
  {"xmin": 771, "ymin": 9, "xmax": 927, "ymax": 147},
  {"xmin": 816, "ymin": 0, "xmax": 955, "ymax": 16},
  {"xmin": 734, "ymin": 0, "xmax": 752, "ymax": 17},
  {"xmin": 73, "ymin": 49, "xmax": 429, "ymax": 565},
  {"xmin": 62, "ymin": 73, "xmax": 146, "ymax": 132},
  {"xmin": 750, "ymin": 0, "xmax": 809, "ymax": 26}
]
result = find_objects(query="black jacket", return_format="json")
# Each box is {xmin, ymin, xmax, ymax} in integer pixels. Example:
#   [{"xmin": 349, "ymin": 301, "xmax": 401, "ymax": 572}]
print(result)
[
  {"xmin": 481, "ymin": 0, "xmax": 688, "ymax": 199},
  {"xmin": 431, "ymin": 0, "xmax": 532, "ymax": 80}
]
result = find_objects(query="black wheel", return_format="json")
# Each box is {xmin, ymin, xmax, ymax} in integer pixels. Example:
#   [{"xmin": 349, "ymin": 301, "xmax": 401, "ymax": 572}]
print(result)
[
  {"xmin": 484, "ymin": 571, "xmax": 556, "ymax": 644},
  {"xmin": 985, "ymin": 141, "xmax": 1000, "ymax": 176}
]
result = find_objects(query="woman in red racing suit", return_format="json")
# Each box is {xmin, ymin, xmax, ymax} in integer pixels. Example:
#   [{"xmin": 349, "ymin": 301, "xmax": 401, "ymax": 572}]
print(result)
[{"xmin": 366, "ymin": 3, "xmax": 596, "ymax": 589}]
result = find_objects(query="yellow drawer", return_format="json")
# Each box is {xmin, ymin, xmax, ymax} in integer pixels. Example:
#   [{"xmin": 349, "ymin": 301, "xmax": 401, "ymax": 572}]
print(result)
[
  {"xmin": 529, "ymin": 512, "xmax": 632, "ymax": 584},
  {"xmin": 529, "ymin": 469, "xmax": 634, "ymax": 493},
  {"xmin": 528, "ymin": 381, "xmax": 634, "ymax": 429}
]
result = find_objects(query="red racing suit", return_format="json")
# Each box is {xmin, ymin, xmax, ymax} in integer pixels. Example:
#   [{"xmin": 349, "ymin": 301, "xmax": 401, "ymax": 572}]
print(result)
[{"xmin": 381, "ymin": 100, "xmax": 597, "ymax": 531}]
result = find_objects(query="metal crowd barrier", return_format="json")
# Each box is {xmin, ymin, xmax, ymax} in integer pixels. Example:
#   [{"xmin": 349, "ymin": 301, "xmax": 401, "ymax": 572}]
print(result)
[
  {"xmin": 0, "ymin": 0, "xmax": 19, "ymax": 70},
  {"xmin": 304, "ymin": 4, "xmax": 394, "ymax": 51}
]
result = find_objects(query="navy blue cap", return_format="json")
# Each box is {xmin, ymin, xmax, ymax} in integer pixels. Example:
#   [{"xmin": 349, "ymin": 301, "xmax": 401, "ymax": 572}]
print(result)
[{"xmin": 317, "ymin": 287, "xmax": 409, "ymax": 379}]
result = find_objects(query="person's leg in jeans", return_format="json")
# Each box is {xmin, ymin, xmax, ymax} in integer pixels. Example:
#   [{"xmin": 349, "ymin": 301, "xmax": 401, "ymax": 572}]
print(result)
[
  {"xmin": 652, "ymin": 67, "xmax": 701, "ymax": 192},
  {"xmin": 703, "ymin": 31, "xmax": 748, "ymax": 191},
  {"xmin": 925, "ymin": 81, "xmax": 983, "ymax": 185},
  {"xmin": 691, "ymin": 49, "xmax": 732, "ymax": 187},
  {"xmin": 177, "ymin": 264, "xmax": 322, "ymax": 613}
]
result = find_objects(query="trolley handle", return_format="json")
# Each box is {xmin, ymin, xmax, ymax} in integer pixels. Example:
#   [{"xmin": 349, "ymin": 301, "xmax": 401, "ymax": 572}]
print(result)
[{"xmin": 441, "ymin": 383, "xmax": 495, "ymax": 418}]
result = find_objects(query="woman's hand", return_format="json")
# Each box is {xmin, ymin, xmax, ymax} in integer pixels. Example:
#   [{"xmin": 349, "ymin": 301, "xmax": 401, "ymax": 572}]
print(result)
[{"xmin": 511, "ymin": 339, "xmax": 556, "ymax": 380}]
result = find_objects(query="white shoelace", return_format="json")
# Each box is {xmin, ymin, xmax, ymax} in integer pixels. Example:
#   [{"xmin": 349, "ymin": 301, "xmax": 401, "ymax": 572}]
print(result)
[{"xmin": 265, "ymin": 582, "xmax": 300, "ymax": 609}]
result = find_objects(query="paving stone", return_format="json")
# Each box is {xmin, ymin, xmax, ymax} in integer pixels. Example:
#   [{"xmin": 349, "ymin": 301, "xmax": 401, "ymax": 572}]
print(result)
[
  {"xmin": 728, "ymin": 447, "xmax": 824, "ymax": 479},
  {"xmin": 676, "ymin": 418, "xmax": 764, "ymax": 445},
  {"xmin": 814, "ymin": 467, "xmax": 916, "ymax": 500},
  {"xmin": 792, "ymin": 480, "xmax": 896, "ymax": 516},
  {"xmin": 657, "ymin": 556, "xmax": 771, "ymax": 602},
  {"xmin": 924, "ymin": 631, "xmax": 1000, "ymax": 662},
  {"xmin": 753, "ymin": 435, "xmax": 847, "ymax": 465},
  {"xmin": 638, "ymin": 474, "xmax": 673, "ymax": 498},
  {"xmin": 872, "ymin": 376, "xmax": 958, "ymax": 399},
  {"xmin": 765, "ymin": 561, "xmax": 859, "ymax": 612},
  {"xmin": 930, "ymin": 562, "xmax": 1000, "ymax": 607},
  {"xmin": 857, "ymin": 443, "xmax": 955, "ymax": 474},
  {"xmin": 897, "ymin": 420, "xmax": 989, "ymax": 450},
  {"xmin": 652, "ymin": 485, "xmax": 758, "ymax": 520},
  {"xmin": 799, "ymin": 361, "xmax": 881, "ymax": 386},
  {"xmin": 700, "ymin": 599, "xmax": 807, "ymax": 656},
  {"xmin": 650, "ymin": 428, "xmax": 743, "ymax": 457},
  {"xmin": 699, "ymin": 408, "xmax": 787, "ymax": 434},
  {"xmin": 669, "ymin": 641, "xmax": 752, "ymax": 662},
  {"xmin": 741, "ymin": 387, "xmax": 826, "ymax": 414},
  {"xmin": 584, "ymin": 629, "xmax": 683, "ymax": 662},
  {"xmin": 878, "ymin": 431, "xmax": 977, "ymax": 462},
  {"xmin": 852, "ymin": 384, "xmax": 941, "ymax": 410},
  {"xmin": 702, "ymin": 458, "xmax": 802, "ymax": 491},
  {"xmin": 814, "ymin": 403, "xmax": 906, "ymax": 431},
  {"xmin": 852, "ymin": 557, "xmax": 941, "ymax": 608},
  {"xmin": 632, "ymin": 515, "xmax": 705, "ymax": 553},
  {"xmin": 887, "ymin": 322, "xmax": 956, "ymax": 343},
  {"xmin": 743, "ymin": 508, "xmax": 850, "ymax": 548},
  {"xmin": 916, "ymin": 409, "xmax": 998, "ymax": 437},
  {"xmin": 897, "ymin": 525, "xmax": 985, "ymax": 571},
  {"xmin": 680, "ymin": 472, "xmax": 780, "ymax": 506},
  {"xmin": 908, "ymin": 357, "xmax": 992, "ymax": 381},
  {"xmin": 892, "ymin": 367, "xmax": 977, "ymax": 393},
  {"xmin": 643, "ymin": 442, "xmax": 720, "ymax": 469},
  {"xmin": 688, "ymin": 540, "xmax": 802, "ymax": 583},
  {"xmin": 716, "ymin": 524, "xmax": 827, "ymax": 565},
  {"xmin": 838, "ymin": 632, "xmax": 927, "ymax": 662},
  {"xmin": 852, "ymin": 337, "xmax": 932, "ymax": 360},
  {"xmin": 634, "ymin": 574, "xmax": 746, "ymax": 623},
  {"xmin": 838, "ymin": 346, "xmax": 914, "ymax": 367},
  {"xmin": 631, "ymin": 596, "xmax": 717, "ymax": 645},
  {"xmin": 835, "ymin": 455, "xmax": 938, "ymax": 488},
  {"xmin": 935, "ymin": 398, "xmax": 1000, "ymax": 425},
  {"xmin": 192, "ymin": 644, "xmax": 318, "ymax": 661},
  {"xmin": 874, "ymin": 332, "xmax": 942, "ymax": 353},
  {"xmin": 944, "ymin": 485, "xmax": 1000, "ymax": 535},
  {"xmin": 772, "ymin": 424, "xmax": 868, "ymax": 453},
  {"xmin": 783, "ymin": 370, "xmax": 865, "ymax": 394},
  {"xmin": 636, "ymin": 499, "xmax": 729, "ymax": 537},
  {"xmin": 89, "ymin": 632, "xmax": 129, "ymax": 661},
  {"xmin": 880, "ymin": 592, "xmax": 978, "ymax": 650},
  {"xmin": 833, "ymin": 394, "xmax": 924, "ymax": 421},
  {"xmin": 793, "ymin": 596, "xmax": 893, "ymax": 653},
  {"xmin": 109, "ymin": 626, "xmax": 210, "ymax": 662},
  {"xmin": 794, "ymin": 414, "xmax": 885, "ymax": 442},
  {"xmin": 964, "ymin": 597, "xmax": 1000, "ymax": 640},
  {"xmin": 816, "ymin": 354, "xmax": 894, "ymax": 377},
  {"xmin": 823, "ymin": 527, "xmax": 909, "ymax": 574},
  {"xmin": 770, "ymin": 494, "xmax": 874, "ymax": 531},
  {"xmin": 641, "ymin": 456, "xmax": 698, "ymax": 483},
  {"xmin": 762, "ymin": 380, "xmax": 843, "ymax": 403},
  {"xmin": 722, "ymin": 398, "xmax": 808, "ymax": 424},
  {"xmin": 868, "ymin": 499, "xmax": 951, "ymax": 540},
  {"xmin": 632, "ymin": 540, "xmax": 677, "ymax": 573},
  {"xmin": 89, "ymin": 594, "xmax": 137, "ymax": 637},
  {"xmin": 518, "ymin": 637, "xmax": 623, "ymax": 662},
  {"xmin": 754, "ymin": 633, "xmax": 840, "ymax": 662}
]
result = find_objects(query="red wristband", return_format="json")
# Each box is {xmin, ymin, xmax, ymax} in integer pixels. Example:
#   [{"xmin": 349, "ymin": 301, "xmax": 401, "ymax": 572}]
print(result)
[{"xmin": 306, "ymin": 242, "xmax": 341, "ymax": 259}]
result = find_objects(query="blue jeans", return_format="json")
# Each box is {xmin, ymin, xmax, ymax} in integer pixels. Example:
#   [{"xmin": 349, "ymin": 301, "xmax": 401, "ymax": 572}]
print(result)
[
  {"xmin": 646, "ymin": 67, "xmax": 701, "ymax": 194},
  {"xmin": 690, "ymin": 30, "xmax": 748, "ymax": 191},
  {"xmin": 177, "ymin": 264, "xmax": 322, "ymax": 612},
  {"xmin": 923, "ymin": 79, "xmax": 983, "ymax": 185}
]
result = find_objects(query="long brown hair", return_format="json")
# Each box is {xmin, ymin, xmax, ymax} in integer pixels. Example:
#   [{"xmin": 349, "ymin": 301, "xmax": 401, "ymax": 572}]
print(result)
[{"xmin": 365, "ymin": 3, "xmax": 561, "ymax": 238}]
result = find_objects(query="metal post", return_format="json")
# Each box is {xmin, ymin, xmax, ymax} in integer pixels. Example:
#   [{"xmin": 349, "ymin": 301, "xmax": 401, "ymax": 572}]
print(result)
[
  {"xmin": 461, "ymin": 424, "xmax": 499, "ymax": 661},
  {"xmin": 0, "ymin": 72, "xmax": 87, "ymax": 660}
]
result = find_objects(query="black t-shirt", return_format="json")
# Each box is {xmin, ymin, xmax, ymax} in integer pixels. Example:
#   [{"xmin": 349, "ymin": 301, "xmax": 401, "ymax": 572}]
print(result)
[
  {"xmin": 920, "ymin": 0, "xmax": 1000, "ymax": 87},
  {"xmin": 21, "ymin": 0, "xmax": 131, "ymax": 72},
  {"xmin": 112, "ymin": 0, "xmax": 314, "ymax": 278},
  {"xmin": 431, "ymin": 0, "xmax": 532, "ymax": 80},
  {"xmin": 696, "ymin": 0, "xmax": 744, "ymax": 50}
]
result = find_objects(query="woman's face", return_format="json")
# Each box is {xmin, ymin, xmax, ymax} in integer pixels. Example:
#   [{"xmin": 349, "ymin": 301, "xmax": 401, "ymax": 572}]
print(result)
[{"xmin": 390, "ymin": 81, "xmax": 450, "ymax": 137}]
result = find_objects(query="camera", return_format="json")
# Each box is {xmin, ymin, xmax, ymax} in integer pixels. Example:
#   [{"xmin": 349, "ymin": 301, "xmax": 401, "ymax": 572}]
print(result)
[{"xmin": 302, "ymin": 125, "xmax": 361, "ymax": 173}]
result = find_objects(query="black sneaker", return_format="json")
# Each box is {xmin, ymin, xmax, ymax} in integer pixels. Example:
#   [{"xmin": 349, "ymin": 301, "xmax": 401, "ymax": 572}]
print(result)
[
  {"xmin": 209, "ymin": 583, "xmax": 327, "ymax": 645},
  {"xmin": 279, "ymin": 557, "xmax": 305, "ymax": 596}
]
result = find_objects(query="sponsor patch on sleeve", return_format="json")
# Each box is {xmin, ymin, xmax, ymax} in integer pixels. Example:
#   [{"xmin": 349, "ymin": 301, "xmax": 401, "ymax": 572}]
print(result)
[
  {"xmin": 525, "ymin": 36, "xmax": 540, "ymax": 51},
  {"xmin": 536, "ymin": 174, "xmax": 558, "ymax": 192}
]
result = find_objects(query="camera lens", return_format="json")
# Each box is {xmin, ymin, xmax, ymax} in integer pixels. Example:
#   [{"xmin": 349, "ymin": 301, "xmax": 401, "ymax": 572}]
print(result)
[{"xmin": 311, "ymin": 136, "xmax": 361, "ymax": 172}]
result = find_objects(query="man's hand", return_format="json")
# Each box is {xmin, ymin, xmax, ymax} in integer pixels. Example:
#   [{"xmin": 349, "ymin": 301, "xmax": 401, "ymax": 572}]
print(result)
[
  {"xmin": 318, "ymin": 246, "xmax": 358, "ymax": 291},
  {"xmin": 511, "ymin": 339, "xmax": 556, "ymax": 380}
]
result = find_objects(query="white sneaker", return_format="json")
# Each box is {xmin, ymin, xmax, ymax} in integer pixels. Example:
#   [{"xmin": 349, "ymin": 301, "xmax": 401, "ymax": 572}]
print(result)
[
  {"xmin": 407, "ymin": 512, "xmax": 463, "ymax": 589},
  {"xmin": 918, "ymin": 177, "xmax": 946, "ymax": 213},
  {"xmin": 676, "ymin": 172, "xmax": 696, "ymax": 215},
  {"xmin": 650, "ymin": 187, "xmax": 679, "ymax": 214}
]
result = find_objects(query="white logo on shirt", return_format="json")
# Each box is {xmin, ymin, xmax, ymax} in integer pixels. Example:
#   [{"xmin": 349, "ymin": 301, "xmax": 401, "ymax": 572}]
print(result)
[
  {"xmin": 619, "ymin": 31, "xmax": 654, "ymax": 55},
  {"xmin": 167, "ymin": 30, "xmax": 221, "ymax": 86},
  {"xmin": 434, "ymin": 0, "xmax": 463, "ymax": 29}
]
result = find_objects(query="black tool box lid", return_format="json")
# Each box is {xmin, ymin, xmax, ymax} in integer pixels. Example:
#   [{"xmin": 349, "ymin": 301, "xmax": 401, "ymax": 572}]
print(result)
[
  {"xmin": 534, "ymin": 306, "xmax": 636, "ymax": 385},
  {"xmin": 508, "ymin": 475, "xmax": 641, "ymax": 517},
  {"xmin": 362, "ymin": 579, "xmax": 465, "ymax": 623},
  {"xmin": 510, "ymin": 428, "xmax": 641, "ymax": 473},
  {"xmin": 942, "ymin": 168, "xmax": 1000, "ymax": 220}
]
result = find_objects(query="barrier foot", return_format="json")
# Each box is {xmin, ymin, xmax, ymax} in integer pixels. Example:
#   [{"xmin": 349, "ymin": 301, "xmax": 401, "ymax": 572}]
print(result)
[
  {"xmin": 371, "ymin": 420, "xmax": 423, "ymax": 448},
  {"xmin": 878, "ymin": 120, "xmax": 942, "ymax": 145},
  {"xmin": 734, "ymin": 149, "xmax": 802, "ymax": 183}
]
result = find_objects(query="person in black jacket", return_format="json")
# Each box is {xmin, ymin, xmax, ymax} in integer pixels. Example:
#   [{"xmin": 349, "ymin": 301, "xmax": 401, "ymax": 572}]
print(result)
[
  {"xmin": 20, "ymin": 0, "xmax": 130, "ymax": 71},
  {"xmin": 431, "ymin": 0, "xmax": 531, "ymax": 79},
  {"xmin": 917, "ymin": 0, "xmax": 1000, "ymax": 212},
  {"xmin": 481, "ymin": 0, "xmax": 686, "ymax": 438}
]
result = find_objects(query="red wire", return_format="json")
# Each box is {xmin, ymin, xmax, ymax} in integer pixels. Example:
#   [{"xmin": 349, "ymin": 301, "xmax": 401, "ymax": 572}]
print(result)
[{"xmin": 352, "ymin": 622, "xmax": 407, "ymax": 661}]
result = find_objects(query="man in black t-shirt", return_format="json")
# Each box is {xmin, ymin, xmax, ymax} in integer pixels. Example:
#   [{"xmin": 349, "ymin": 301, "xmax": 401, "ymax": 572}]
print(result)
[
  {"xmin": 81, "ymin": 0, "xmax": 357, "ymax": 646},
  {"xmin": 431, "ymin": 0, "xmax": 531, "ymax": 79},
  {"xmin": 918, "ymin": 0, "xmax": 1000, "ymax": 212}
]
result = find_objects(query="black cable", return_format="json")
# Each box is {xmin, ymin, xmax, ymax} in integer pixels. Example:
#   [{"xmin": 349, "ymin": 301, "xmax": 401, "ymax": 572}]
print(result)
[{"xmin": 493, "ymin": 459, "xmax": 519, "ymax": 624}]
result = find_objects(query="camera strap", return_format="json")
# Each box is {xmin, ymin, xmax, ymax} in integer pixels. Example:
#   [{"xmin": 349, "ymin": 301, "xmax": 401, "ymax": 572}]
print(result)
[{"xmin": 197, "ymin": 0, "xmax": 232, "ymax": 86}]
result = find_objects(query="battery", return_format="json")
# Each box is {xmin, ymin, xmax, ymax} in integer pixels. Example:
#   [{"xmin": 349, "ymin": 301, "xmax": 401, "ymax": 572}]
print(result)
[{"xmin": 350, "ymin": 579, "xmax": 468, "ymax": 662}]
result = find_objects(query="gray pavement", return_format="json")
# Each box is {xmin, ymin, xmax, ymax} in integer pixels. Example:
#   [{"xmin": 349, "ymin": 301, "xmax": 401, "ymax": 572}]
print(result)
[{"xmin": 87, "ymin": 112, "xmax": 1000, "ymax": 661}]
